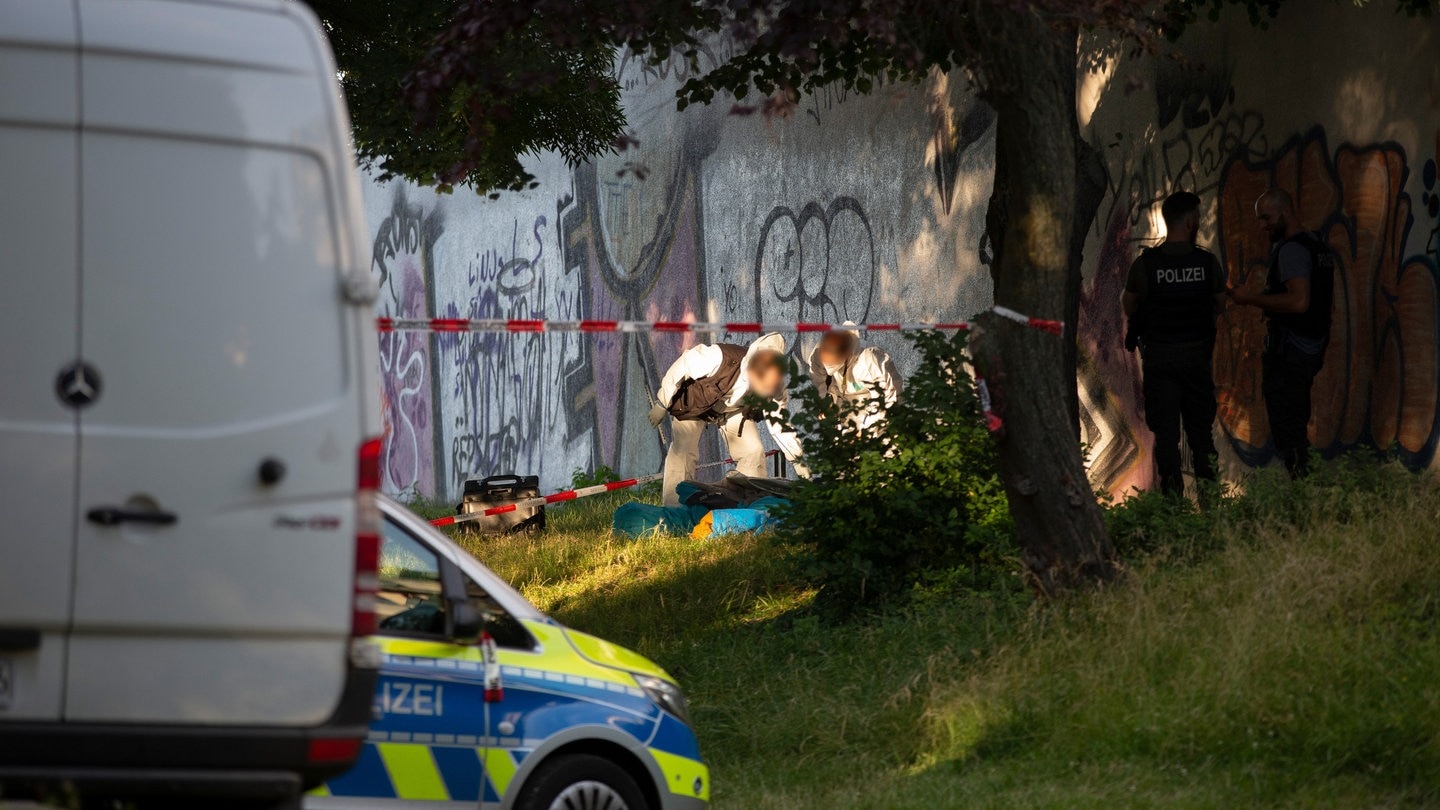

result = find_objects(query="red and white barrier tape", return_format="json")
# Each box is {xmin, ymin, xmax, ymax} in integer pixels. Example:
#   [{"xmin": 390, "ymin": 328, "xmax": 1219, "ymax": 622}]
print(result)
[
  {"xmin": 429, "ymin": 474, "xmax": 662, "ymax": 527},
  {"xmin": 379, "ymin": 318, "xmax": 974, "ymax": 335},
  {"xmin": 429, "ymin": 450, "xmax": 780, "ymax": 528},
  {"xmin": 975, "ymin": 375, "xmax": 1003, "ymax": 434},
  {"xmin": 991, "ymin": 305, "xmax": 1065, "ymax": 336},
  {"xmin": 377, "ymin": 308, "xmax": 1065, "ymax": 337}
]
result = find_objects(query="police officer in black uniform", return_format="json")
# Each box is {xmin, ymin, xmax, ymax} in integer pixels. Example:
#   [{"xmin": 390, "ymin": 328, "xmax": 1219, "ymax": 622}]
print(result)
[
  {"xmin": 1123, "ymin": 191, "xmax": 1228, "ymax": 496},
  {"xmin": 1229, "ymin": 189, "xmax": 1334, "ymax": 478}
]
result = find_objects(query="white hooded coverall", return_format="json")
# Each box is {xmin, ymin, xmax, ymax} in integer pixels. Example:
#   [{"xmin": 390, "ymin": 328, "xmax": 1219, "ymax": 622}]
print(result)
[
  {"xmin": 654, "ymin": 333, "xmax": 806, "ymax": 506},
  {"xmin": 807, "ymin": 333, "xmax": 903, "ymax": 433}
]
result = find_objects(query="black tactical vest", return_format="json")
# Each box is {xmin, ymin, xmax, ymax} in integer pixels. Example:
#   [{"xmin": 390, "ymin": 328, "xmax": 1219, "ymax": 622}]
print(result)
[
  {"xmin": 1135, "ymin": 245, "xmax": 1218, "ymax": 344},
  {"xmin": 666, "ymin": 343, "xmax": 748, "ymax": 422},
  {"xmin": 1266, "ymin": 232, "xmax": 1334, "ymax": 343}
]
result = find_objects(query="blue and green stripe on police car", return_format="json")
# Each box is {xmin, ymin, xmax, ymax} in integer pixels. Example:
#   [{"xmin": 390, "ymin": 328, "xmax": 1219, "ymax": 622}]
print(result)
[
  {"xmin": 316, "ymin": 622, "xmax": 708, "ymax": 804},
  {"xmin": 316, "ymin": 738, "xmax": 707, "ymax": 804},
  {"xmin": 315, "ymin": 739, "xmax": 519, "ymax": 803}
]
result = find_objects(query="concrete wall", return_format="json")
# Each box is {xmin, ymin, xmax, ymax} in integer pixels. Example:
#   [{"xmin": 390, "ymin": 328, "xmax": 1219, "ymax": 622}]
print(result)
[
  {"xmin": 1078, "ymin": 5, "xmax": 1440, "ymax": 494},
  {"xmin": 364, "ymin": 4, "xmax": 1440, "ymax": 502}
]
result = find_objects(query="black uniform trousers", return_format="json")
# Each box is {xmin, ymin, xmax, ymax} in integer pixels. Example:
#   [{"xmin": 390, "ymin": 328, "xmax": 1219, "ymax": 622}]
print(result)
[
  {"xmin": 1141, "ymin": 340, "xmax": 1218, "ymax": 495},
  {"xmin": 1261, "ymin": 337, "xmax": 1324, "ymax": 478}
]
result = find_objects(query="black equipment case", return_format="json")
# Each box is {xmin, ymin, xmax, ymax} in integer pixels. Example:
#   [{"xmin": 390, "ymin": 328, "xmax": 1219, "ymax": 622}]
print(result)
[{"xmin": 457, "ymin": 474, "xmax": 546, "ymax": 535}]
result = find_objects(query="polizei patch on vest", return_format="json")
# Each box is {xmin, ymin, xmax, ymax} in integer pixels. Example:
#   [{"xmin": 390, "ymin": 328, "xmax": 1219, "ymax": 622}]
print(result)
[{"xmin": 1155, "ymin": 266, "xmax": 1208, "ymax": 283}]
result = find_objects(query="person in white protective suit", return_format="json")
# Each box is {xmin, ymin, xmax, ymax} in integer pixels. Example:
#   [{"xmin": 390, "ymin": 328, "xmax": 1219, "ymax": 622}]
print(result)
[
  {"xmin": 807, "ymin": 323, "xmax": 903, "ymax": 432},
  {"xmin": 648, "ymin": 332, "xmax": 809, "ymax": 506}
]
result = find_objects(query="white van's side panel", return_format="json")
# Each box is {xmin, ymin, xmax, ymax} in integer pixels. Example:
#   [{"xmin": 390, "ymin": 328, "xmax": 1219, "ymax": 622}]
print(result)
[
  {"xmin": 68, "ymin": 143, "xmax": 353, "ymax": 724},
  {"xmin": 0, "ymin": 0, "xmax": 79, "ymax": 722},
  {"xmin": 62, "ymin": 0, "xmax": 363, "ymax": 725}
]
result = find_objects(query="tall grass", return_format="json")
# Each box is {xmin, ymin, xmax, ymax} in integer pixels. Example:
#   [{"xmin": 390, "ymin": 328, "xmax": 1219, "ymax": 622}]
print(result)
[
  {"xmin": 911, "ymin": 469, "xmax": 1440, "ymax": 807},
  {"xmin": 418, "ymin": 463, "xmax": 1440, "ymax": 808}
]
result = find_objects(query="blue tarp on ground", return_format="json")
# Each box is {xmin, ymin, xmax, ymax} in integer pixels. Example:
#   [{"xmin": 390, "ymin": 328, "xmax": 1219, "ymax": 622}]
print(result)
[
  {"xmin": 612, "ymin": 502, "xmax": 710, "ymax": 538},
  {"xmin": 612, "ymin": 483, "xmax": 789, "ymax": 539},
  {"xmin": 709, "ymin": 506, "xmax": 780, "ymax": 535},
  {"xmin": 612, "ymin": 481, "xmax": 710, "ymax": 538}
]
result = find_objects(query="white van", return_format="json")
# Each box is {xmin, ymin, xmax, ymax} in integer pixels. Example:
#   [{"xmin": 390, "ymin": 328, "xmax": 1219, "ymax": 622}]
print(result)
[{"xmin": 0, "ymin": 0, "xmax": 382, "ymax": 806}]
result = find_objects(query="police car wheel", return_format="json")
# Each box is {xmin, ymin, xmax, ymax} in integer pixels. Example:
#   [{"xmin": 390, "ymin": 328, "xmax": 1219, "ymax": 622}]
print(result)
[{"xmin": 517, "ymin": 753, "xmax": 649, "ymax": 810}]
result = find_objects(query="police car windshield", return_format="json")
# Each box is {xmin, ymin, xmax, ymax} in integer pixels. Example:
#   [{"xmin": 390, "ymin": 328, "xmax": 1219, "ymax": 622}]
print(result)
[{"xmin": 378, "ymin": 518, "xmax": 533, "ymax": 649}]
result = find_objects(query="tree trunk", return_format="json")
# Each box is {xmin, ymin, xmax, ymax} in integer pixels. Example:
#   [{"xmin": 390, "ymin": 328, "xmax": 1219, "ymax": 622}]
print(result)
[
  {"xmin": 985, "ymin": 83, "xmax": 1109, "ymax": 443},
  {"xmin": 971, "ymin": 11, "xmax": 1117, "ymax": 595}
]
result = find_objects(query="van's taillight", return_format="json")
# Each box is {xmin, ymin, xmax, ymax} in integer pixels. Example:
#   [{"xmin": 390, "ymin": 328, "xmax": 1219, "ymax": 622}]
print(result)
[
  {"xmin": 353, "ymin": 437, "xmax": 383, "ymax": 638},
  {"xmin": 358, "ymin": 436, "xmax": 383, "ymax": 491}
]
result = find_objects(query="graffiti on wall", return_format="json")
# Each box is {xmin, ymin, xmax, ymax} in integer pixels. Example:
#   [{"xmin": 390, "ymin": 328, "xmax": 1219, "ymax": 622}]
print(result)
[
  {"xmin": 440, "ymin": 216, "xmax": 590, "ymax": 492},
  {"xmin": 1154, "ymin": 46, "xmax": 1234, "ymax": 132},
  {"xmin": 747, "ymin": 197, "xmax": 877, "ymax": 332},
  {"xmin": 364, "ymin": 106, "xmax": 725, "ymax": 495},
  {"xmin": 614, "ymin": 41, "xmax": 731, "ymax": 93},
  {"xmin": 1075, "ymin": 67, "xmax": 1260, "ymax": 494},
  {"xmin": 933, "ymin": 103, "xmax": 997, "ymax": 217},
  {"xmin": 373, "ymin": 189, "xmax": 443, "ymax": 498},
  {"xmin": 559, "ymin": 114, "xmax": 716, "ymax": 473},
  {"xmin": 803, "ymin": 81, "xmax": 864, "ymax": 126},
  {"xmin": 1078, "ymin": 205, "xmax": 1152, "ymax": 494},
  {"xmin": 1111, "ymin": 48, "xmax": 1262, "ymax": 230},
  {"xmin": 1216, "ymin": 127, "xmax": 1440, "ymax": 468},
  {"xmin": 1086, "ymin": 107, "xmax": 1440, "ymax": 491},
  {"xmin": 1116, "ymin": 110, "xmax": 1269, "ymax": 229},
  {"xmin": 365, "ymin": 18, "xmax": 1440, "ymax": 499}
]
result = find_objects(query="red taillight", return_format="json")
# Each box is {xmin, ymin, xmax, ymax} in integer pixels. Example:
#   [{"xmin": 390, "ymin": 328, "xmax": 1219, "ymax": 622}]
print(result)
[
  {"xmin": 357, "ymin": 436, "xmax": 383, "ymax": 490},
  {"xmin": 353, "ymin": 437, "xmax": 383, "ymax": 639},
  {"xmin": 308, "ymin": 736, "xmax": 363, "ymax": 764}
]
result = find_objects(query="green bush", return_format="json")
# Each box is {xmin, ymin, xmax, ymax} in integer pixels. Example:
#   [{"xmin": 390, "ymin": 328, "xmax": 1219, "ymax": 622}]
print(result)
[
  {"xmin": 766, "ymin": 330, "xmax": 1012, "ymax": 617},
  {"xmin": 1103, "ymin": 488, "xmax": 1218, "ymax": 561},
  {"xmin": 570, "ymin": 464, "xmax": 620, "ymax": 489},
  {"xmin": 1104, "ymin": 450, "xmax": 1415, "ymax": 566}
]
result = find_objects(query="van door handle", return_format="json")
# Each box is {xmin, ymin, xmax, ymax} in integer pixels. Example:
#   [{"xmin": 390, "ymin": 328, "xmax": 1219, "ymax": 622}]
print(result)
[
  {"xmin": 86, "ymin": 507, "xmax": 178, "ymax": 527},
  {"xmin": 0, "ymin": 628, "xmax": 41, "ymax": 651}
]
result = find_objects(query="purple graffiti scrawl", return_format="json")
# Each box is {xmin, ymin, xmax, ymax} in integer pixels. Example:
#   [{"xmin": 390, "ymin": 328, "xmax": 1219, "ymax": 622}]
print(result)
[
  {"xmin": 560, "ymin": 162, "xmax": 705, "ymax": 469},
  {"xmin": 374, "ymin": 189, "xmax": 443, "ymax": 498}
]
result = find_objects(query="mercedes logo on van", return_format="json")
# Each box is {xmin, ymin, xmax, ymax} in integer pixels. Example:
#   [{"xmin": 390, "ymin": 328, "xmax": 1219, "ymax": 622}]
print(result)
[{"xmin": 56, "ymin": 361, "xmax": 102, "ymax": 408}]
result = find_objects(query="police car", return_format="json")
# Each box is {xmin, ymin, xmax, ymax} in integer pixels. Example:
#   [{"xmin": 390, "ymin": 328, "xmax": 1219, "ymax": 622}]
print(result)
[{"xmin": 307, "ymin": 495, "xmax": 708, "ymax": 810}]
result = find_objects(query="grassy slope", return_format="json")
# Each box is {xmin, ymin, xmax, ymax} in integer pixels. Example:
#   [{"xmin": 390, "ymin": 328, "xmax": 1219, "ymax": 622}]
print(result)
[{"xmin": 419, "ymin": 471, "xmax": 1440, "ymax": 808}]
